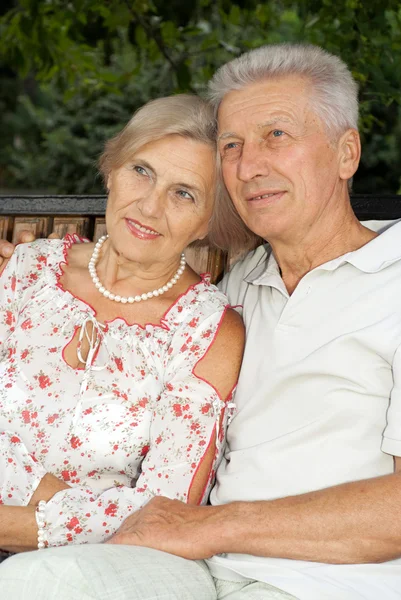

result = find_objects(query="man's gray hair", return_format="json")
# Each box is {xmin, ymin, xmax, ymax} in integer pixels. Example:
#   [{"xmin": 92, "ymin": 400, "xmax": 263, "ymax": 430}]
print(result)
[{"xmin": 208, "ymin": 43, "xmax": 359, "ymax": 136}]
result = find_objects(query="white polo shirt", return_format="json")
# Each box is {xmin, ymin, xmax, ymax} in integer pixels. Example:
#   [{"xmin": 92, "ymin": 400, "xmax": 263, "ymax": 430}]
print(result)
[{"xmin": 208, "ymin": 220, "xmax": 401, "ymax": 600}]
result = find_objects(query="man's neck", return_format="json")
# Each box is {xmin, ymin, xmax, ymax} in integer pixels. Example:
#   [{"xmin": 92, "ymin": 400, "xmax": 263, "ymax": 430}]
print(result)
[{"xmin": 269, "ymin": 205, "xmax": 378, "ymax": 295}]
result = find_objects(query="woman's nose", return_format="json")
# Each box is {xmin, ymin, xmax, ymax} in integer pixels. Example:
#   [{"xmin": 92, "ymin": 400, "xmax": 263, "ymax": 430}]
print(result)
[{"xmin": 136, "ymin": 190, "xmax": 165, "ymax": 218}]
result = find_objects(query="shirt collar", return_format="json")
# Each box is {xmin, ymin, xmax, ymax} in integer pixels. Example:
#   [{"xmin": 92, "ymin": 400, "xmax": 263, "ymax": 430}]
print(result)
[
  {"xmin": 245, "ymin": 246, "xmax": 289, "ymax": 295},
  {"xmin": 244, "ymin": 220, "xmax": 401, "ymax": 287},
  {"xmin": 318, "ymin": 219, "xmax": 401, "ymax": 274}
]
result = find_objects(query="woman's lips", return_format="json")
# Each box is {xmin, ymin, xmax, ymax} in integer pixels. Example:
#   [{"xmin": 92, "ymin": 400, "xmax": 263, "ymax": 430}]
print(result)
[{"xmin": 125, "ymin": 218, "xmax": 161, "ymax": 240}]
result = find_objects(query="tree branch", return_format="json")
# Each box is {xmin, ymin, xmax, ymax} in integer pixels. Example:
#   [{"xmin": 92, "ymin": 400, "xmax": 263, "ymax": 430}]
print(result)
[{"xmin": 123, "ymin": 0, "xmax": 195, "ymax": 92}]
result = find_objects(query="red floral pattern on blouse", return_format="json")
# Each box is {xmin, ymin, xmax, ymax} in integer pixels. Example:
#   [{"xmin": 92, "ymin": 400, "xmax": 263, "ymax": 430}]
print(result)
[{"xmin": 0, "ymin": 237, "xmax": 235, "ymax": 546}]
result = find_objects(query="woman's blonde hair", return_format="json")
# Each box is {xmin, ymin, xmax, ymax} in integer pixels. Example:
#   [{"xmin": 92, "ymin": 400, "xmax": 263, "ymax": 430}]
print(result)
[
  {"xmin": 99, "ymin": 94, "xmax": 216, "ymax": 179},
  {"xmin": 99, "ymin": 93, "xmax": 260, "ymax": 255},
  {"xmin": 99, "ymin": 94, "xmax": 233, "ymax": 252}
]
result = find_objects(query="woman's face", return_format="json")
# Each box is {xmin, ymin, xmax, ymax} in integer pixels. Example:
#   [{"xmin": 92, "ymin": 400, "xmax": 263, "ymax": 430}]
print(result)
[{"xmin": 106, "ymin": 135, "xmax": 216, "ymax": 267}]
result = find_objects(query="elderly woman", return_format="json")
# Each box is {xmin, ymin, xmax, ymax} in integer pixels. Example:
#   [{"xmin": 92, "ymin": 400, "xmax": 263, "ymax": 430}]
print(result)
[{"xmin": 0, "ymin": 94, "xmax": 244, "ymax": 554}]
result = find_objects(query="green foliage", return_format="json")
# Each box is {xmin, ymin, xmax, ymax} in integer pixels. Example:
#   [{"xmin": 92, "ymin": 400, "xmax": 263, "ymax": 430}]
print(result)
[{"xmin": 1, "ymin": 0, "xmax": 401, "ymax": 194}]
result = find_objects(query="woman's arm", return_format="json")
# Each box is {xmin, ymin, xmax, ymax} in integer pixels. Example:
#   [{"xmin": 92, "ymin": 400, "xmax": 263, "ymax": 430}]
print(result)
[
  {"xmin": 108, "ymin": 308, "xmax": 245, "ymax": 544},
  {"xmin": 0, "ymin": 476, "xmax": 70, "ymax": 553},
  {"xmin": 184, "ymin": 308, "xmax": 244, "ymax": 503},
  {"xmin": 29, "ymin": 474, "xmax": 70, "ymax": 505},
  {"xmin": 0, "ymin": 505, "xmax": 38, "ymax": 552},
  {"xmin": 1, "ymin": 307, "xmax": 244, "ymax": 549},
  {"xmin": 0, "ymin": 432, "xmax": 70, "ymax": 551}
]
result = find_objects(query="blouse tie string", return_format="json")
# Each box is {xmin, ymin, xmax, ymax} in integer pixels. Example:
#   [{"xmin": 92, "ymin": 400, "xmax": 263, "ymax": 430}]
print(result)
[
  {"xmin": 77, "ymin": 314, "xmax": 108, "ymax": 371},
  {"xmin": 72, "ymin": 315, "xmax": 109, "ymax": 429}
]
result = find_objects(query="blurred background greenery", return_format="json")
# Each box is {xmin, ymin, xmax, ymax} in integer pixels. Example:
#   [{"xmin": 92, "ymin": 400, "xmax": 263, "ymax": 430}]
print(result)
[{"xmin": 0, "ymin": 0, "xmax": 400, "ymax": 194}]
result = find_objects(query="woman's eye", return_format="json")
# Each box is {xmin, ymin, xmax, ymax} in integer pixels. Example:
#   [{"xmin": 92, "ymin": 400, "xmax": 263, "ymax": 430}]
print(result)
[
  {"xmin": 134, "ymin": 165, "xmax": 148, "ymax": 176},
  {"xmin": 177, "ymin": 190, "xmax": 194, "ymax": 201},
  {"xmin": 272, "ymin": 130, "xmax": 285, "ymax": 138}
]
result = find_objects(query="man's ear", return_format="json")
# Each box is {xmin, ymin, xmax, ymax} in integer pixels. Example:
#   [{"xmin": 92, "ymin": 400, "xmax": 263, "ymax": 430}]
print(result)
[{"xmin": 338, "ymin": 129, "xmax": 361, "ymax": 181}]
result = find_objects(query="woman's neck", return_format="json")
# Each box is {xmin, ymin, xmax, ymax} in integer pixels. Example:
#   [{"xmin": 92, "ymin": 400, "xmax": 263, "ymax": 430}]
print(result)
[{"xmin": 92, "ymin": 239, "xmax": 186, "ymax": 298}]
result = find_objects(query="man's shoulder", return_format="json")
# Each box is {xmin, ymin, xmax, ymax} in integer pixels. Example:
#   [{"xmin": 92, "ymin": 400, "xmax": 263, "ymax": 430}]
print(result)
[{"xmin": 218, "ymin": 244, "xmax": 270, "ymax": 304}]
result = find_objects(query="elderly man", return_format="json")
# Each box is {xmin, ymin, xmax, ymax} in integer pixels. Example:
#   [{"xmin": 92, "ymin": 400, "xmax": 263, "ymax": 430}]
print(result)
[{"xmin": 0, "ymin": 44, "xmax": 401, "ymax": 600}]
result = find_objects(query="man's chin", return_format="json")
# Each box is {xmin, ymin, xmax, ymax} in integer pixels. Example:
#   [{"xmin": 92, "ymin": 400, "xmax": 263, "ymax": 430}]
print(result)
[{"xmin": 242, "ymin": 217, "xmax": 289, "ymax": 242}]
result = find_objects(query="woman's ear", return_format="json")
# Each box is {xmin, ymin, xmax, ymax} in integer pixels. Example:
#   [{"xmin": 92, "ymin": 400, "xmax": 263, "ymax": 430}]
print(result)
[
  {"xmin": 197, "ymin": 221, "xmax": 211, "ymax": 241},
  {"xmin": 338, "ymin": 129, "xmax": 361, "ymax": 181}
]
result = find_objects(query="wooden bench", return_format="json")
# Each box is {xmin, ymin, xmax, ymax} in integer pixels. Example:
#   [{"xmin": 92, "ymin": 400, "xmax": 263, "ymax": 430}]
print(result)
[{"xmin": 0, "ymin": 194, "xmax": 400, "ymax": 282}]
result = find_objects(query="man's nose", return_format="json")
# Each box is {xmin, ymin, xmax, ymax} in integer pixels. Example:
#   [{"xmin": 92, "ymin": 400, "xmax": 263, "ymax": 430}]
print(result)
[
  {"xmin": 237, "ymin": 142, "xmax": 270, "ymax": 183},
  {"xmin": 137, "ymin": 189, "xmax": 165, "ymax": 218}
]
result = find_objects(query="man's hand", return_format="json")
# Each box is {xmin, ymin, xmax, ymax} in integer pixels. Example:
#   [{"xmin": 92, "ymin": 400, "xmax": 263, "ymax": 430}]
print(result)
[
  {"xmin": 0, "ymin": 231, "xmax": 35, "ymax": 273},
  {"xmin": 106, "ymin": 496, "xmax": 228, "ymax": 560}
]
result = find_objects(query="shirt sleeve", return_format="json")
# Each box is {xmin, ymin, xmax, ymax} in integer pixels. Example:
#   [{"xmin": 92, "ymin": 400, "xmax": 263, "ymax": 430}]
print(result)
[
  {"xmin": 38, "ymin": 308, "xmax": 235, "ymax": 547},
  {"xmin": 0, "ymin": 431, "xmax": 47, "ymax": 505},
  {"xmin": 0, "ymin": 241, "xmax": 49, "ymax": 352},
  {"xmin": 382, "ymin": 344, "xmax": 401, "ymax": 456},
  {"xmin": 0, "ymin": 249, "xmax": 20, "ymax": 350},
  {"xmin": 0, "ymin": 243, "xmax": 52, "ymax": 505}
]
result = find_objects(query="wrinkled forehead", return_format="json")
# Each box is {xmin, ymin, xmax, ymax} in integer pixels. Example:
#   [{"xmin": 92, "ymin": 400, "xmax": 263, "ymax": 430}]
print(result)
[
  {"xmin": 133, "ymin": 135, "xmax": 216, "ymax": 174},
  {"xmin": 217, "ymin": 75, "xmax": 316, "ymax": 130}
]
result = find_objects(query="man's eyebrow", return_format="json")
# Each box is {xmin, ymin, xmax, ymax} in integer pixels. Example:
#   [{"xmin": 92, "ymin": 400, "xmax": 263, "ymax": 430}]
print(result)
[
  {"xmin": 217, "ymin": 132, "xmax": 239, "ymax": 142},
  {"xmin": 257, "ymin": 117, "xmax": 292, "ymax": 129},
  {"xmin": 217, "ymin": 117, "xmax": 293, "ymax": 141}
]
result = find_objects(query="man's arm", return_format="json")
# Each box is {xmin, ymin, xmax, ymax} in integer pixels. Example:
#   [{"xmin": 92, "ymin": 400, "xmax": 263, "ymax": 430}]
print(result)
[{"xmin": 108, "ymin": 460, "xmax": 401, "ymax": 564}]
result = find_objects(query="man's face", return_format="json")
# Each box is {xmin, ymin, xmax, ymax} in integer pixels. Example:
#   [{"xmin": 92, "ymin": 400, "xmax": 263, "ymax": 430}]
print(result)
[{"xmin": 217, "ymin": 75, "xmax": 347, "ymax": 242}]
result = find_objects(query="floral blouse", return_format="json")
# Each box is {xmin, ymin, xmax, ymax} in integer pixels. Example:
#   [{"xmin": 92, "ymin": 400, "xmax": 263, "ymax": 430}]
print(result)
[{"xmin": 0, "ymin": 236, "xmax": 235, "ymax": 546}]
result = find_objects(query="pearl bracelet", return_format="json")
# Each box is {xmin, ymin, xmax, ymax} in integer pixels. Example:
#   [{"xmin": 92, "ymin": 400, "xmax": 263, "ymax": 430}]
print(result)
[{"xmin": 35, "ymin": 500, "xmax": 47, "ymax": 550}]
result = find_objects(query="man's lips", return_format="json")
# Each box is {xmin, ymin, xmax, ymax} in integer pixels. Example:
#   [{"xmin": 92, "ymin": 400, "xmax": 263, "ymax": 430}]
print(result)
[
  {"xmin": 125, "ymin": 218, "xmax": 161, "ymax": 239},
  {"xmin": 245, "ymin": 190, "xmax": 285, "ymax": 202}
]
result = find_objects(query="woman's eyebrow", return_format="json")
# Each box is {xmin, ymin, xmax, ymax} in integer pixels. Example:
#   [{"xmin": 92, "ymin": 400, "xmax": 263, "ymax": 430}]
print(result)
[
  {"xmin": 132, "ymin": 158, "xmax": 155, "ymax": 173},
  {"xmin": 131, "ymin": 156, "xmax": 156, "ymax": 176},
  {"xmin": 175, "ymin": 181, "xmax": 202, "ymax": 194}
]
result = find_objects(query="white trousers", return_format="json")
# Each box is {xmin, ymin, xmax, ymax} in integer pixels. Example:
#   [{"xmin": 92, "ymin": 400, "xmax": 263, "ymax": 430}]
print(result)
[{"xmin": 0, "ymin": 545, "xmax": 298, "ymax": 599}]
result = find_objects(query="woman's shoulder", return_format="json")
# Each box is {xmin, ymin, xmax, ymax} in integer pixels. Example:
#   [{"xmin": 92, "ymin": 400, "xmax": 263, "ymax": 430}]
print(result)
[
  {"xmin": 10, "ymin": 235, "xmax": 90, "ymax": 281},
  {"xmin": 165, "ymin": 274, "xmax": 230, "ymax": 324},
  {"xmin": 10, "ymin": 237, "xmax": 63, "ymax": 270},
  {"xmin": 163, "ymin": 283, "xmax": 244, "ymax": 379}
]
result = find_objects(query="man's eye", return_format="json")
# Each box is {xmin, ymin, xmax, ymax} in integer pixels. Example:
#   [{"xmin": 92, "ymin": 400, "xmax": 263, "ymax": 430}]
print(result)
[
  {"xmin": 224, "ymin": 142, "xmax": 238, "ymax": 150},
  {"xmin": 272, "ymin": 130, "xmax": 285, "ymax": 138},
  {"xmin": 177, "ymin": 190, "xmax": 194, "ymax": 201}
]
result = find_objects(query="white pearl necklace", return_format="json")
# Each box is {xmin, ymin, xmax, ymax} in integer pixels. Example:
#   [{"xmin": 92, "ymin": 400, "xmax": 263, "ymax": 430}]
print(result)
[{"xmin": 88, "ymin": 235, "xmax": 186, "ymax": 304}]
